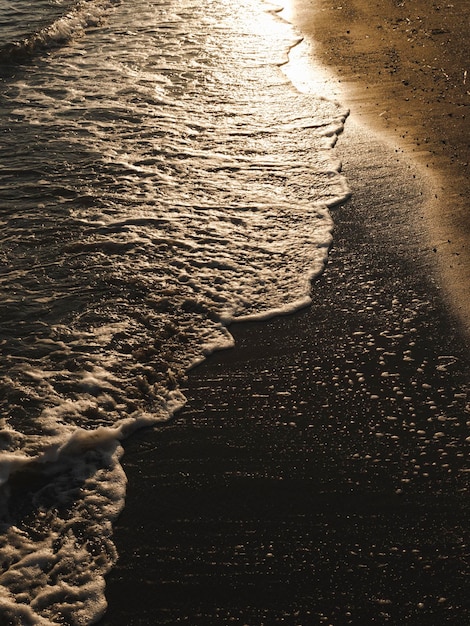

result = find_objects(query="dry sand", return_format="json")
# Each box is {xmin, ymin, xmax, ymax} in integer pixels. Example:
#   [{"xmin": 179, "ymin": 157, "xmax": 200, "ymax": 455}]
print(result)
[{"xmin": 289, "ymin": 0, "xmax": 470, "ymax": 334}]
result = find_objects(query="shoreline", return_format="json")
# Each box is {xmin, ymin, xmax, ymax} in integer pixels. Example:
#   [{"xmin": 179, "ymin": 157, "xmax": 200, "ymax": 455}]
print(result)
[
  {"xmin": 99, "ymin": 2, "xmax": 469, "ymax": 624},
  {"xmin": 99, "ymin": 67, "xmax": 470, "ymax": 626},
  {"xmin": 289, "ymin": 0, "xmax": 470, "ymax": 335},
  {"xmin": 100, "ymin": 121, "xmax": 470, "ymax": 623}
]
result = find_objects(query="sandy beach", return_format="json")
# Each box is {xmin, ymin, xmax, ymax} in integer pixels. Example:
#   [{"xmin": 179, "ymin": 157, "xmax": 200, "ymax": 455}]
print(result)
[
  {"xmin": 99, "ymin": 1, "xmax": 469, "ymax": 624},
  {"xmin": 290, "ymin": 0, "xmax": 470, "ymax": 333}
]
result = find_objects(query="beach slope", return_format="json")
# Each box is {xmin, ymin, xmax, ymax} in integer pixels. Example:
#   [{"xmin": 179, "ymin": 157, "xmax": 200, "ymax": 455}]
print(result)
[{"xmin": 290, "ymin": 0, "xmax": 470, "ymax": 333}]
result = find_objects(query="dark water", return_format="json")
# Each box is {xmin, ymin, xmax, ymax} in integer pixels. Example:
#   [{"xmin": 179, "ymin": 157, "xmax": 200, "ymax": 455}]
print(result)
[{"xmin": 0, "ymin": 0, "xmax": 351, "ymax": 622}]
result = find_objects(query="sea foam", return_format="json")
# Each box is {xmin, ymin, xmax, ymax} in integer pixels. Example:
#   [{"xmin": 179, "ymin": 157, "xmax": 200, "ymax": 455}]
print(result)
[{"xmin": 0, "ymin": 0, "xmax": 350, "ymax": 622}]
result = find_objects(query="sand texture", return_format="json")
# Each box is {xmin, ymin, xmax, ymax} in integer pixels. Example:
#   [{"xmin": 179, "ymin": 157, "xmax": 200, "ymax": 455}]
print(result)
[
  {"xmin": 291, "ymin": 0, "xmax": 470, "ymax": 332},
  {"xmin": 100, "ymin": 127, "xmax": 470, "ymax": 625}
]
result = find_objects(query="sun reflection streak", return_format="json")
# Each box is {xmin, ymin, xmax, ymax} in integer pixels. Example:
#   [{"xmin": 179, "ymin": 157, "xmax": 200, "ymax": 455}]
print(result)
[{"xmin": 274, "ymin": 1, "xmax": 343, "ymax": 101}]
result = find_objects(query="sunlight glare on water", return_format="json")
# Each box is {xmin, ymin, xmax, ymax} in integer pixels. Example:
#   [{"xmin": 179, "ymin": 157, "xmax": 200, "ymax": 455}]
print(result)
[{"xmin": 275, "ymin": 2, "xmax": 343, "ymax": 99}]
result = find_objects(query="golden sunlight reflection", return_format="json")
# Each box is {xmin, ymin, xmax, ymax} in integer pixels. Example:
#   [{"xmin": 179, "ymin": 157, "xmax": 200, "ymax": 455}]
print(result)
[
  {"xmin": 217, "ymin": 0, "xmax": 340, "ymax": 102},
  {"xmin": 276, "ymin": 3, "xmax": 342, "ymax": 101}
]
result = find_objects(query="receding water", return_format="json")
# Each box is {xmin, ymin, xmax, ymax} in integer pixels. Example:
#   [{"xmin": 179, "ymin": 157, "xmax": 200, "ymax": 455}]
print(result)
[{"xmin": 0, "ymin": 0, "xmax": 350, "ymax": 622}]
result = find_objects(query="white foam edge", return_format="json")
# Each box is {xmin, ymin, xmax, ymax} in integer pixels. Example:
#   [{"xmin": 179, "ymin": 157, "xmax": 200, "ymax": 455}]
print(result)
[
  {"xmin": 186, "ymin": 326, "xmax": 236, "ymax": 370},
  {"xmin": 0, "ymin": 388, "xmax": 186, "ymax": 487},
  {"xmin": 220, "ymin": 182, "xmax": 351, "ymax": 326}
]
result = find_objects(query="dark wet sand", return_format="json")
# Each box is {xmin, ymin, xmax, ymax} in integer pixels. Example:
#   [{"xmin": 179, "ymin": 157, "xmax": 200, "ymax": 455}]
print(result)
[{"xmin": 99, "ymin": 2, "xmax": 470, "ymax": 625}]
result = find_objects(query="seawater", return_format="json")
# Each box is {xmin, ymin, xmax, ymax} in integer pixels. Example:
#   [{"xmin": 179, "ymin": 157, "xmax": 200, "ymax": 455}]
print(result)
[{"xmin": 0, "ymin": 0, "xmax": 350, "ymax": 622}]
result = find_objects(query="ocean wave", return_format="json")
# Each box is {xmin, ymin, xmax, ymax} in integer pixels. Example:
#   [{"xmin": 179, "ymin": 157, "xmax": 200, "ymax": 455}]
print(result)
[
  {"xmin": 0, "ymin": 0, "xmax": 120, "ymax": 64},
  {"xmin": 0, "ymin": 0, "xmax": 351, "ymax": 621}
]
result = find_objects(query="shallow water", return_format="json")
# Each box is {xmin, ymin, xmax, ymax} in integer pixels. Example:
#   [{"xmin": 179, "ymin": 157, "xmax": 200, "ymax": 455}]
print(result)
[{"xmin": 0, "ymin": 0, "xmax": 349, "ymax": 622}]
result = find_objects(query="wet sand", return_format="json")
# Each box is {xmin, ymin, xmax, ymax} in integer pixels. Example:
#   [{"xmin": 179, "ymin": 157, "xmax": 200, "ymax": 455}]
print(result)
[
  {"xmin": 289, "ymin": 0, "xmax": 470, "ymax": 332},
  {"xmin": 99, "ymin": 2, "xmax": 470, "ymax": 624}
]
